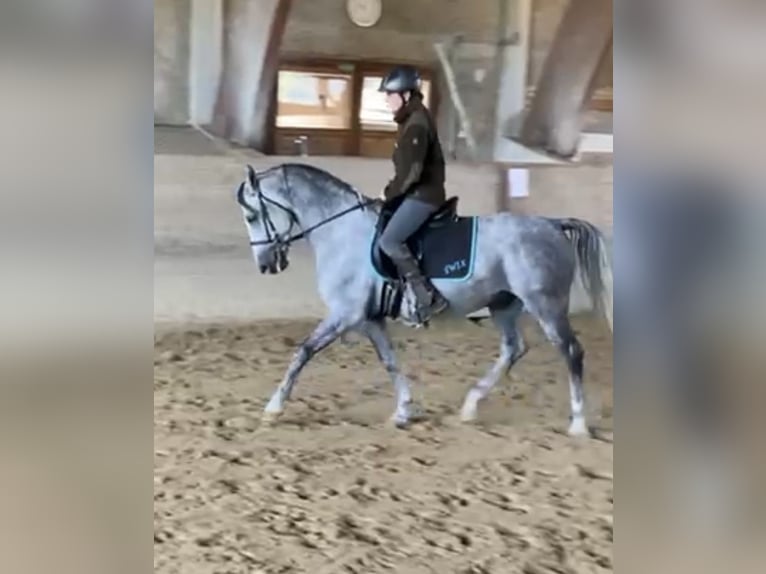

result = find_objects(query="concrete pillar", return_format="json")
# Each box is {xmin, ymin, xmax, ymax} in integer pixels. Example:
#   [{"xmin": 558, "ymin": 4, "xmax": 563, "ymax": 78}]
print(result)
[
  {"xmin": 154, "ymin": 0, "xmax": 192, "ymax": 125},
  {"xmin": 492, "ymin": 0, "xmax": 559, "ymax": 164},
  {"xmin": 517, "ymin": 0, "xmax": 613, "ymax": 158},
  {"xmin": 209, "ymin": 0, "xmax": 292, "ymax": 149},
  {"xmin": 189, "ymin": 0, "xmax": 223, "ymax": 126}
]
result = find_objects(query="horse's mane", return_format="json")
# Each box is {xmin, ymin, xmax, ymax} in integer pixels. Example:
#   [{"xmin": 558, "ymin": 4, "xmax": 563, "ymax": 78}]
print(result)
[
  {"xmin": 280, "ymin": 163, "xmax": 377, "ymax": 202},
  {"xmin": 282, "ymin": 163, "xmax": 352, "ymax": 193}
]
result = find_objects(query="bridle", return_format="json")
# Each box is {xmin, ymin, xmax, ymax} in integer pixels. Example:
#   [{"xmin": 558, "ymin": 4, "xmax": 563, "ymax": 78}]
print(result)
[{"xmin": 237, "ymin": 165, "xmax": 375, "ymax": 249}]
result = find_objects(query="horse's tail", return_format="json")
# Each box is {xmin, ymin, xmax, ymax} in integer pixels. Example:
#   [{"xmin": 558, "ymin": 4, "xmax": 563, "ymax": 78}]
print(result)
[{"xmin": 554, "ymin": 218, "xmax": 613, "ymax": 331}]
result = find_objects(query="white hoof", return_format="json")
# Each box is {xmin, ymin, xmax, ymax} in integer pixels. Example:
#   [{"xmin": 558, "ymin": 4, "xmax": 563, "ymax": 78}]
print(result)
[
  {"xmin": 389, "ymin": 402, "xmax": 415, "ymax": 428},
  {"xmin": 264, "ymin": 390, "xmax": 285, "ymax": 413},
  {"xmin": 262, "ymin": 395, "xmax": 284, "ymax": 422},
  {"xmin": 460, "ymin": 404, "xmax": 478, "ymax": 423},
  {"xmin": 460, "ymin": 391, "xmax": 481, "ymax": 423},
  {"xmin": 389, "ymin": 412, "xmax": 411, "ymax": 429},
  {"xmin": 568, "ymin": 417, "xmax": 589, "ymax": 437},
  {"xmin": 261, "ymin": 409, "xmax": 282, "ymax": 424},
  {"xmin": 263, "ymin": 403, "xmax": 283, "ymax": 414}
]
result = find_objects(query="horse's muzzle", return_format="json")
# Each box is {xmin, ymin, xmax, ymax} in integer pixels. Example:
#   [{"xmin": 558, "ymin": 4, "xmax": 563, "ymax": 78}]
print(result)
[
  {"xmin": 259, "ymin": 251, "xmax": 289, "ymax": 274},
  {"xmin": 260, "ymin": 263, "xmax": 278, "ymax": 274}
]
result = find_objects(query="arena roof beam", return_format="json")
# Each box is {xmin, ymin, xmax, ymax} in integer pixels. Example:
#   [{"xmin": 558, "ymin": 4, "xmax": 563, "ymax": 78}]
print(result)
[
  {"xmin": 209, "ymin": 0, "xmax": 292, "ymax": 150},
  {"xmin": 516, "ymin": 0, "xmax": 612, "ymax": 159}
]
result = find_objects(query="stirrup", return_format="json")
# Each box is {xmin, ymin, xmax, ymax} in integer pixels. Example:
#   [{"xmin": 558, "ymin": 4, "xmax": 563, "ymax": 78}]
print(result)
[{"xmin": 414, "ymin": 293, "xmax": 448, "ymax": 327}]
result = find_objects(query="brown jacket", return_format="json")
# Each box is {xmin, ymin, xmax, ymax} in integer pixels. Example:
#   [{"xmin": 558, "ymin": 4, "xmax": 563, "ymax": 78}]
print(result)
[{"xmin": 383, "ymin": 94, "xmax": 446, "ymax": 207}]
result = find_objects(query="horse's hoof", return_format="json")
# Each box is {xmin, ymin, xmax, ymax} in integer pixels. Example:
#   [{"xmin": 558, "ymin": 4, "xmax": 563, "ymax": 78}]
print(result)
[
  {"xmin": 389, "ymin": 417, "xmax": 410, "ymax": 430},
  {"xmin": 261, "ymin": 409, "xmax": 283, "ymax": 425},
  {"xmin": 568, "ymin": 418, "xmax": 589, "ymax": 437},
  {"xmin": 460, "ymin": 411, "xmax": 478, "ymax": 424},
  {"xmin": 389, "ymin": 412, "xmax": 411, "ymax": 429},
  {"xmin": 460, "ymin": 393, "xmax": 480, "ymax": 423},
  {"xmin": 409, "ymin": 402, "xmax": 429, "ymax": 422}
]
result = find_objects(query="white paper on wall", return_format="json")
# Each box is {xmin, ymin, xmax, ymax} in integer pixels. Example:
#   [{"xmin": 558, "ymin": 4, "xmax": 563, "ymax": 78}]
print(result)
[{"xmin": 507, "ymin": 168, "xmax": 529, "ymax": 198}]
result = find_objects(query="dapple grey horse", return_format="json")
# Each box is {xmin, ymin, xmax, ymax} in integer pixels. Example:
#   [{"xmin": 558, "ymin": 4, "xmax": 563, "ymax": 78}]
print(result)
[{"xmin": 236, "ymin": 163, "xmax": 612, "ymax": 435}]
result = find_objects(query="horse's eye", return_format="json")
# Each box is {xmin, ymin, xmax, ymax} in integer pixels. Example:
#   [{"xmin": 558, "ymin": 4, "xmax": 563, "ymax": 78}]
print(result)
[{"xmin": 246, "ymin": 212, "xmax": 259, "ymax": 224}]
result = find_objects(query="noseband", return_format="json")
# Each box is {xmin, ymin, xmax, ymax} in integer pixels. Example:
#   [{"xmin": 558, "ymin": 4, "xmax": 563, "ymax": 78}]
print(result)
[{"xmin": 237, "ymin": 166, "xmax": 374, "ymax": 248}]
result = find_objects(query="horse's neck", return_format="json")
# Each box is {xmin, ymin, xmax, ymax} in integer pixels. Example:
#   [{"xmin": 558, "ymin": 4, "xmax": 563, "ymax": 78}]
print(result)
[
  {"xmin": 283, "ymin": 169, "xmax": 376, "ymax": 256},
  {"xmin": 301, "ymin": 198, "xmax": 375, "ymax": 261},
  {"xmin": 284, "ymin": 191, "xmax": 344, "ymax": 233}
]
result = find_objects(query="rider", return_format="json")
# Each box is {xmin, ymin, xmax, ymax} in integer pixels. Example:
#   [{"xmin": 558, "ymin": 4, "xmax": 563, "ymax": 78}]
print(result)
[{"xmin": 377, "ymin": 65, "xmax": 449, "ymax": 325}]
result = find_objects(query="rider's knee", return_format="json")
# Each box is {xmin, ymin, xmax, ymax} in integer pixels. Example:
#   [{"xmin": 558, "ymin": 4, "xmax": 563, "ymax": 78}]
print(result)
[{"xmin": 379, "ymin": 236, "xmax": 407, "ymax": 258}]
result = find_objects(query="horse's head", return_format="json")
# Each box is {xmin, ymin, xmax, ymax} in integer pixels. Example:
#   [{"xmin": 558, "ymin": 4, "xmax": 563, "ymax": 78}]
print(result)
[{"xmin": 236, "ymin": 164, "xmax": 297, "ymax": 274}]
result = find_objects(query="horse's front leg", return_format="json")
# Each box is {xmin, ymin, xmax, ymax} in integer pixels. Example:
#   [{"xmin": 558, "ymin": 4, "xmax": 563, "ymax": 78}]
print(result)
[
  {"xmin": 263, "ymin": 317, "xmax": 346, "ymax": 420},
  {"xmin": 361, "ymin": 320, "xmax": 415, "ymax": 428}
]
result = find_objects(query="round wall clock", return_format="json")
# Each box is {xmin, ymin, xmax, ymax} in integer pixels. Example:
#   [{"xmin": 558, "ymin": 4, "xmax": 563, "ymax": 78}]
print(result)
[{"xmin": 346, "ymin": 0, "xmax": 383, "ymax": 28}]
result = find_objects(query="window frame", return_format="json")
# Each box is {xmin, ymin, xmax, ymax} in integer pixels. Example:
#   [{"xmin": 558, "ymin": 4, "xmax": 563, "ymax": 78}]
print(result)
[
  {"xmin": 275, "ymin": 68, "xmax": 355, "ymax": 131},
  {"xmin": 270, "ymin": 57, "xmax": 438, "ymax": 156}
]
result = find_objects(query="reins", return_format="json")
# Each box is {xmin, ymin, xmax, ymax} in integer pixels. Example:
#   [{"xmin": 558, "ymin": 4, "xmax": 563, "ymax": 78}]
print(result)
[{"xmin": 238, "ymin": 165, "xmax": 376, "ymax": 248}]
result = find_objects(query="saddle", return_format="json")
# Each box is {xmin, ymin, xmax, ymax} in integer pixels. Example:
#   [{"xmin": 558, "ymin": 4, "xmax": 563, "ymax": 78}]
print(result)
[{"xmin": 371, "ymin": 195, "xmax": 477, "ymax": 282}]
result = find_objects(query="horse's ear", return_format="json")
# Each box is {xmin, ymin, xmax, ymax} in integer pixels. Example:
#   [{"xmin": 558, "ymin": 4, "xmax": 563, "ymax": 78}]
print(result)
[{"xmin": 246, "ymin": 164, "xmax": 257, "ymax": 187}]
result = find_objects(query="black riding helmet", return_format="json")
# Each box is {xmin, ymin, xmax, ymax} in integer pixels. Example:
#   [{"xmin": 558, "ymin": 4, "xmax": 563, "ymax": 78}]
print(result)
[{"xmin": 378, "ymin": 65, "xmax": 421, "ymax": 94}]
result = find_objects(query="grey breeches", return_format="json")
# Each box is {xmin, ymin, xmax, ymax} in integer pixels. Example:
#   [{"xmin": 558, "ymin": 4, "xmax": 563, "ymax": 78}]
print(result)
[{"xmin": 378, "ymin": 197, "xmax": 438, "ymax": 260}]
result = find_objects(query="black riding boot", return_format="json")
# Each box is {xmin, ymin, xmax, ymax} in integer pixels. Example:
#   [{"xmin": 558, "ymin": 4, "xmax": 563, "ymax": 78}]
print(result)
[{"xmin": 391, "ymin": 250, "xmax": 448, "ymax": 324}]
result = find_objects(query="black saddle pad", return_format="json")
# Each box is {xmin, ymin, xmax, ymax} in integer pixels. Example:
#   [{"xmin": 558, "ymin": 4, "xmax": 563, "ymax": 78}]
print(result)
[{"xmin": 371, "ymin": 199, "xmax": 477, "ymax": 282}]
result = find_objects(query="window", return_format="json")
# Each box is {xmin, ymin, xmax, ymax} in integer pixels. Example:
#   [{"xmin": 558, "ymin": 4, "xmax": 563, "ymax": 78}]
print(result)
[
  {"xmin": 276, "ymin": 70, "xmax": 353, "ymax": 129},
  {"xmin": 359, "ymin": 76, "xmax": 432, "ymax": 132}
]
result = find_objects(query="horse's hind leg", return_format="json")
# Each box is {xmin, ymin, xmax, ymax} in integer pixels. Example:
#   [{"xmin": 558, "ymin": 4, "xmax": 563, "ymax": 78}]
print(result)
[
  {"xmin": 460, "ymin": 296, "xmax": 527, "ymax": 422},
  {"xmin": 527, "ymin": 298, "xmax": 588, "ymax": 436}
]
